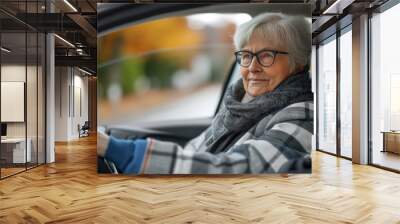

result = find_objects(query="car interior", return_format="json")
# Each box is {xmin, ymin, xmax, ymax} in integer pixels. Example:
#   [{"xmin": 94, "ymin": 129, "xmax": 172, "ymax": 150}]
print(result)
[{"xmin": 97, "ymin": 3, "xmax": 309, "ymax": 173}]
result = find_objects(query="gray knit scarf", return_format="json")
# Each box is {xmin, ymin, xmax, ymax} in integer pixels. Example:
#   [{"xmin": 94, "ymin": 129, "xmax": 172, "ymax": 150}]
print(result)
[{"xmin": 215, "ymin": 70, "xmax": 313, "ymax": 133}]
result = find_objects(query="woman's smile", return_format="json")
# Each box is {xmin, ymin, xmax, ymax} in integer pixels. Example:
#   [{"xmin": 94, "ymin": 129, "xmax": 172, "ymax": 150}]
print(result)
[{"xmin": 247, "ymin": 78, "xmax": 269, "ymax": 86}]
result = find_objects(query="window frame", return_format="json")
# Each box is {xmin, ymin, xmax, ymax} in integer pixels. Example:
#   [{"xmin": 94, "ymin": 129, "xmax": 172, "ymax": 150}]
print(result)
[{"xmin": 315, "ymin": 23, "xmax": 353, "ymax": 161}]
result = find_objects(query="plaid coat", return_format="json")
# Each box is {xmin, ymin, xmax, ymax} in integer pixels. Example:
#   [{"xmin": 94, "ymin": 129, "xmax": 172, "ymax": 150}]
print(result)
[{"xmin": 138, "ymin": 101, "xmax": 313, "ymax": 174}]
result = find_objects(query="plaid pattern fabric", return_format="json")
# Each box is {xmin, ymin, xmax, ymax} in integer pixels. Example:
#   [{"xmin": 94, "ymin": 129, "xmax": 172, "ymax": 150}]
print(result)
[{"xmin": 140, "ymin": 101, "xmax": 313, "ymax": 174}]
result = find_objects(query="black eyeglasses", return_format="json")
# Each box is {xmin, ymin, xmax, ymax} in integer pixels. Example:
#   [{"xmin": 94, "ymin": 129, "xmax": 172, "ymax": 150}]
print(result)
[{"xmin": 234, "ymin": 49, "xmax": 288, "ymax": 67}]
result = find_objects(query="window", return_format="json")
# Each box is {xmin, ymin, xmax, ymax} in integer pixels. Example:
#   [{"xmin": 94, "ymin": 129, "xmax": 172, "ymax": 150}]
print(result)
[
  {"xmin": 317, "ymin": 36, "xmax": 337, "ymax": 154},
  {"xmin": 371, "ymin": 2, "xmax": 400, "ymax": 171},
  {"xmin": 98, "ymin": 13, "xmax": 251, "ymax": 125},
  {"xmin": 339, "ymin": 28, "xmax": 352, "ymax": 158}
]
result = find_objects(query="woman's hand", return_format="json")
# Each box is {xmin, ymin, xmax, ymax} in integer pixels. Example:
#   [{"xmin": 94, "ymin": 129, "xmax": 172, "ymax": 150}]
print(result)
[{"xmin": 97, "ymin": 132, "xmax": 149, "ymax": 174}]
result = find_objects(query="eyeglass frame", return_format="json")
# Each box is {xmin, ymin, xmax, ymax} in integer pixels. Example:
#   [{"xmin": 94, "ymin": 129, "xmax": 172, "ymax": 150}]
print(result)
[{"xmin": 234, "ymin": 49, "xmax": 289, "ymax": 67}]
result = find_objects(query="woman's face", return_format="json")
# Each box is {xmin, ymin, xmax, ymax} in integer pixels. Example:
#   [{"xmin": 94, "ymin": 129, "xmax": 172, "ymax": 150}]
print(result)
[{"xmin": 240, "ymin": 34, "xmax": 292, "ymax": 97}]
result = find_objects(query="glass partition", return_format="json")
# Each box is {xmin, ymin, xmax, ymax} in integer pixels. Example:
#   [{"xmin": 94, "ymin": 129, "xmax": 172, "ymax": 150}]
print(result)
[
  {"xmin": 1, "ymin": 30, "xmax": 28, "ymax": 177},
  {"xmin": 27, "ymin": 0, "xmax": 38, "ymax": 170},
  {"xmin": 0, "ymin": 1, "xmax": 46, "ymax": 179},
  {"xmin": 27, "ymin": 30, "xmax": 38, "ymax": 169},
  {"xmin": 38, "ymin": 32, "xmax": 45, "ymax": 165}
]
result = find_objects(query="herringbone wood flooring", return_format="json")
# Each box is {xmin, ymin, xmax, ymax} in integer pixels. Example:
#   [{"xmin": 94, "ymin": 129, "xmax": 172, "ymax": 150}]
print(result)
[{"xmin": 0, "ymin": 135, "xmax": 400, "ymax": 223}]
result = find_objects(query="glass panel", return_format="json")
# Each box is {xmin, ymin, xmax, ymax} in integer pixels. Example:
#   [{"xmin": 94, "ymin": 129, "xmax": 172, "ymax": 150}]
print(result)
[
  {"xmin": 26, "ymin": 0, "xmax": 39, "ymax": 169},
  {"xmin": 339, "ymin": 29, "xmax": 352, "ymax": 158},
  {"xmin": 1, "ymin": 29, "xmax": 27, "ymax": 177},
  {"xmin": 27, "ymin": 30, "xmax": 38, "ymax": 169},
  {"xmin": 371, "ymin": 4, "xmax": 400, "ymax": 171},
  {"xmin": 38, "ymin": 32, "xmax": 45, "ymax": 165},
  {"xmin": 317, "ymin": 36, "xmax": 337, "ymax": 154},
  {"xmin": 98, "ymin": 13, "xmax": 252, "ymax": 126},
  {"xmin": 0, "ymin": 0, "xmax": 46, "ymax": 178},
  {"xmin": 0, "ymin": 1, "xmax": 28, "ymax": 33}
]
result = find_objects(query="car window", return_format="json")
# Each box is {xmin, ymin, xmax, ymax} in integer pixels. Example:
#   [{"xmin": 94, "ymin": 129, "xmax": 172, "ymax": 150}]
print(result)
[
  {"xmin": 98, "ymin": 13, "xmax": 251, "ymax": 125},
  {"xmin": 228, "ymin": 64, "xmax": 241, "ymax": 87},
  {"xmin": 215, "ymin": 63, "xmax": 241, "ymax": 114}
]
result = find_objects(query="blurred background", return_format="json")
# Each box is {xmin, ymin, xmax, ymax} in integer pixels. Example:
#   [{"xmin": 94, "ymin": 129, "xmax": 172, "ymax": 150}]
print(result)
[{"xmin": 98, "ymin": 13, "xmax": 251, "ymax": 126}]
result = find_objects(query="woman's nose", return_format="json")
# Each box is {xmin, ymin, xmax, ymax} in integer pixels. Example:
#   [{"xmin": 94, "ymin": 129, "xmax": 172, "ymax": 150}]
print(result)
[{"xmin": 248, "ymin": 56, "xmax": 262, "ymax": 72}]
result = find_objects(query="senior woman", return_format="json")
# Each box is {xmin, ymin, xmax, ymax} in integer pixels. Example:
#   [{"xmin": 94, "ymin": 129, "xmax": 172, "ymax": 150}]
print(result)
[{"xmin": 98, "ymin": 12, "xmax": 313, "ymax": 174}]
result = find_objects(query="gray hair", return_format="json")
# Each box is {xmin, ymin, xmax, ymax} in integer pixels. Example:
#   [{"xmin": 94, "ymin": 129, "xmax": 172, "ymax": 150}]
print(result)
[{"xmin": 233, "ymin": 13, "xmax": 311, "ymax": 73}]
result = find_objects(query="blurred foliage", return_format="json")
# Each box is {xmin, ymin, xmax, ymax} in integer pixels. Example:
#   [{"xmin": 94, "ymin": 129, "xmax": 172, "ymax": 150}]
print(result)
[
  {"xmin": 97, "ymin": 66, "xmax": 109, "ymax": 99},
  {"xmin": 144, "ymin": 55, "xmax": 179, "ymax": 88},
  {"xmin": 98, "ymin": 15, "xmax": 238, "ymax": 100},
  {"xmin": 121, "ymin": 57, "xmax": 144, "ymax": 94},
  {"xmin": 98, "ymin": 17, "xmax": 203, "ymax": 64}
]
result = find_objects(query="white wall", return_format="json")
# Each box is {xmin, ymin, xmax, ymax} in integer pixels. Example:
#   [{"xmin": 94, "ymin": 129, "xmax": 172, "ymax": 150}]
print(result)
[
  {"xmin": 1, "ymin": 63, "xmax": 46, "ymax": 164},
  {"xmin": 1, "ymin": 82, "xmax": 25, "ymax": 122},
  {"xmin": 55, "ymin": 67, "xmax": 69, "ymax": 141},
  {"xmin": 72, "ymin": 73, "xmax": 89, "ymax": 137},
  {"xmin": 1, "ymin": 65, "xmax": 32, "ymax": 138},
  {"xmin": 1, "ymin": 65, "xmax": 26, "ymax": 81},
  {"xmin": 54, "ymin": 67, "xmax": 89, "ymax": 141}
]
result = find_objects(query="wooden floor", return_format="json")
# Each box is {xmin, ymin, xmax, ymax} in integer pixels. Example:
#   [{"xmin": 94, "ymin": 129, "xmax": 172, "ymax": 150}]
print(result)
[
  {"xmin": 1, "ymin": 167, "xmax": 26, "ymax": 178},
  {"xmin": 1, "ymin": 135, "xmax": 400, "ymax": 223},
  {"xmin": 1, "ymin": 163, "xmax": 44, "ymax": 178}
]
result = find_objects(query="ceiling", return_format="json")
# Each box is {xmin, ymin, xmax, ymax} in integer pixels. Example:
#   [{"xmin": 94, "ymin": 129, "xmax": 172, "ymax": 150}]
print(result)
[
  {"xmin": 0, "ymin": 0, "xmax": 391, "ymax": 75},
  {"xmin": 0, "ymin": 0, "xmax": 99, "ymax": 74}
]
